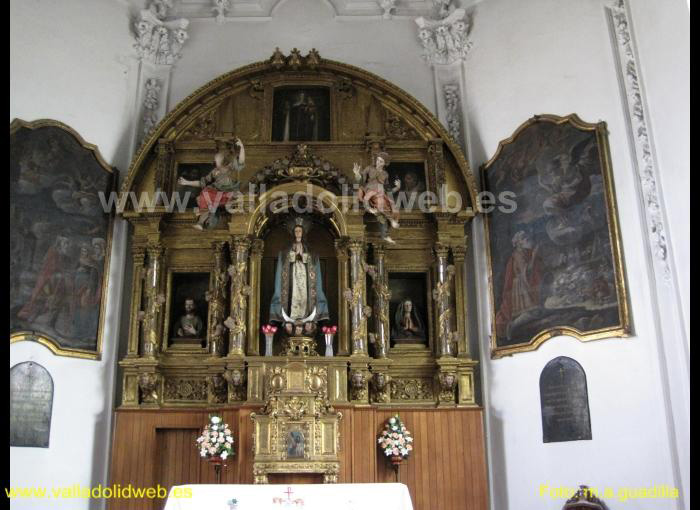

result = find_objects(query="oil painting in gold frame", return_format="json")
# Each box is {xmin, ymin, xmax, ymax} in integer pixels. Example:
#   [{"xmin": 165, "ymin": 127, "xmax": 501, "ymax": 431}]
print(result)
[
  {"xmin": 482, "ymin": 114, "xmax": 630, "ymax": 358},
  {"xmin": 10, "ymin": 119, "xmax": 116, "ymax": 360}
]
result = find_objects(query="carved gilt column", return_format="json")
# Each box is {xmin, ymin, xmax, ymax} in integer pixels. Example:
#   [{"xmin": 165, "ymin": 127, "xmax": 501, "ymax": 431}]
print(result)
[
  {"xmin": 335, "ymin": 237, "xmax": 350, "ymax": 356},
  {"xmin": 451, "ymin": 243, "xmax": 470, "ymax": 358},
  {"xmin": 207, "ymin": 241, "xmax": 228, "ymax": 357},
  {"xmin": 246, "ymin": 239, "xmax": 264, "ymax": 356},
  {"xmin": 228, "ymin": 236, "xmax": 250, "ymax": 357},
  {"xmin": 127, "ymin": 246, "xmax": 146, "ymax": 357},
  {"xmin": 432, "ymin": 243, "xmax": 456, "ymax": 358},
  {"xmin": 370, "ymin": 244, "xmax": 390, "ymax": 359},
  {"xmin": 346, "ymin": 240, "xmax": 369, "ymax": 356},
  {"xmin": 141, "ymin": 243, "xmax": 165, "ymax": 358}
]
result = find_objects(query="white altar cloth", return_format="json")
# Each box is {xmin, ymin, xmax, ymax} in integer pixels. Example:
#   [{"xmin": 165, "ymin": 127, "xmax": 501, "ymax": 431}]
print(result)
[{"xmin": 163, "ymin": 483, "xmax": 413, "ymax": 510}]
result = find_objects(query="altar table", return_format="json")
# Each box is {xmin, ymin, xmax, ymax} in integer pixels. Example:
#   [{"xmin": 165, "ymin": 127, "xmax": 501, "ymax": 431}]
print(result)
[{"xmin": 163, "ymin": 483, "xmax": 414, "ymax": 510}]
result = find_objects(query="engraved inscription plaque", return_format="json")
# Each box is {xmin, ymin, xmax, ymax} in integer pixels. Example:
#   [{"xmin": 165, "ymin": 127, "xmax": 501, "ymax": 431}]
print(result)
[
  {"xmin": 10, "ymin": 362, "xmax": 54, "ymax": 448},
  {"xmin": 540, "ymin": 356, "xmax": 591, "ymax": 443}
]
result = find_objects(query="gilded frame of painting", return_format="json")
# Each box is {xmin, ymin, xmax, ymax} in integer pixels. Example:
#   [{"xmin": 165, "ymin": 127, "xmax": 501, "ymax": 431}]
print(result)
[
  {"xmin": 10, "ymin": 118, "xmax": 116, "ymax": 360},
  {"xmin": 482, "ymin": 114, "xmax": 630, "ymax": 358}
]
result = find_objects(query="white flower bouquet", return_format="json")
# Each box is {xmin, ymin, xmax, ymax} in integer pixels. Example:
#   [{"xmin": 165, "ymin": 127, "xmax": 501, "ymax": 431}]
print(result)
[
  {"xmin": 377, "ymin": 414, "xmax": 413, "ymax": 460},
  {"xmin": 196, "ymin": 415, "xmax": 235, "ymax": 461}
]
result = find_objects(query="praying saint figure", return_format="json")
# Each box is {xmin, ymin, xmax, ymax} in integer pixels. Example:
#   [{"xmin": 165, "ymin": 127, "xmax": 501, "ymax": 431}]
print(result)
[
  {"xmin": 392, "ymin": 299, "xmax": 426, "ymax": 344},
  {"xmin": 174, "ymin": 298, "xmax": 204, "ymax": 338},
  {"xmin": 177, "ymin": 138, "xmax": 245, "ymax": 230}
]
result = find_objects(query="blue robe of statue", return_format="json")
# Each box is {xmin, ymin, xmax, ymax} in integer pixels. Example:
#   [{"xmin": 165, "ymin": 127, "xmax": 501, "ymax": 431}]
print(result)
[{"xmin": 269, "ymin": 242, "xmax": 329, "ymax": 323}]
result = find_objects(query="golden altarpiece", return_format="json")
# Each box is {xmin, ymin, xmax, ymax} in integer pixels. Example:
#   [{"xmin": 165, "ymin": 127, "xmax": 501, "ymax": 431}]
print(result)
[{"xmin": 116, "ymin": 49, "xmax": 481, "ymax": 485}]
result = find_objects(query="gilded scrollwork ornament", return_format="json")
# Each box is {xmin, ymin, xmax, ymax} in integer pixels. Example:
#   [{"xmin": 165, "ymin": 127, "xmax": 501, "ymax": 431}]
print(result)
[
  {"xmin": 390, "ymin": 378, "xmax": 434, "ymax": 401},
  {"xmin": 164, "ymin": 378, "xmax": 208, "ymax": 401}
]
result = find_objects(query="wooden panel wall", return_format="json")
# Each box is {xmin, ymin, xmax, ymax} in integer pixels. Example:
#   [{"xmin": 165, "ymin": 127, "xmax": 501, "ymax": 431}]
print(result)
[{"xmin": 108, "ymin": 407, "xmax": 488, "ymax": 510}]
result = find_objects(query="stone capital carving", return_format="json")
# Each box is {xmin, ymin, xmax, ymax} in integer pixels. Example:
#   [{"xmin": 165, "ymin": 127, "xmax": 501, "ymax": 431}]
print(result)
[
  {"xmin": 133, "ymin": 1, "xmax": 190, "ymax": 65},
  {"xmin": 415, "ymin": 8, "xmax": 472, "ymax": 65}
]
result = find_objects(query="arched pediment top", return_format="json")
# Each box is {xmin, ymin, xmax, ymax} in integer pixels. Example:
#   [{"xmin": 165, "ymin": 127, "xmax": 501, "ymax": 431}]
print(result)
[
  {"xmin": 247, "ymin": 181, "xmax": 351, "ymax": 238},
  {"xmin": 122, "ymin": 49, "xmax": 478, "ymax": 213}
]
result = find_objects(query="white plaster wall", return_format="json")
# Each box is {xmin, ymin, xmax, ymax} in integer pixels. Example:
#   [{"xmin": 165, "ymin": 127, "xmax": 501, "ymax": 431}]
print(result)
[
  {"xmin": 464, "ymin": 0, "xmax": 689, "ymax": 509},
  {"xmin": 10, "ymin": 1, "xmax": 134, "ymax": 509},
  {"xmin": 169, "ymin": 0, "xmax": 437, "ymax": 114}
]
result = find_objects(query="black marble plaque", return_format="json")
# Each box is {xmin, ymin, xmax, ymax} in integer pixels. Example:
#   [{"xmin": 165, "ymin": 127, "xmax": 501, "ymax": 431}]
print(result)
[
  {"xmin": 540, "ymin": 356, "xmax": 591, "ymax": 443},
  {"xmin": 10, "ymin": 362, "xmax": 54, "ymax": 448}
]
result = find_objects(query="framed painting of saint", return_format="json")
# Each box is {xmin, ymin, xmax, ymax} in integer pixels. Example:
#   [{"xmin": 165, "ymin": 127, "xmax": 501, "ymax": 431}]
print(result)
[
  {"xmin": 388, "ymin": 272, "xmax": 431, "ymax": 348},
  {"xmin": 10, "ymin": 119, "xmax": 116, "ymax": 359},
  {"xmin": 164, "ymin": 272, "xmax": 211, "ymax": 348},
  {"xmin": 482, "ymin": 114, "xmax": 630, "ymax": 358},
  {"xmin": 271, "ymin": 87, "xmax": 331, "ymax": 142},
  {"xmin": 387, "ymin": 162, "xmax": 428, "ymax": 211},
  {"xmin": 286, "ymin": 429, "xmax": 306, "ymax": 459}
]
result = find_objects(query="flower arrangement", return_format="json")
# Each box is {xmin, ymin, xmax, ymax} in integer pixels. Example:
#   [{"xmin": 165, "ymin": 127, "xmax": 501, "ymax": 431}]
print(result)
[
  {"xmin": 261, "ymin": 324, "xmax": 278, "ymax": 335},
  {"xmin": 321, "ymin": 325, "xmax": 338, "ymax": 335},
  {"xmin": 377, "ymin": 414, "xmax": 413, "ymax": 460},
  {"xmin": 196, "ymin": 415, "xmax": 235, "ymax": 460}
]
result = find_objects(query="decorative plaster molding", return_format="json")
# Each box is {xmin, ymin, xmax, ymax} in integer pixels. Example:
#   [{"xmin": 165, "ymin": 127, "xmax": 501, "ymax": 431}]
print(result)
[
  {"xmin": 379, "ymin": 0, "xmax": 397, "ymax": 19},
  {"xmin": 212, "ymin": 0, "xmax": 231, "ymax": 23},
  {"xmin": 608, "ymin": 0, "xmax": 671, "ymax": 282},
  {"xmin": 171, "ymin": 0, "xmax": 483, "ymax": 20},
  {"xmin": 415, "ymin": 8, "xmax": 472, "ymax": 65},
  {"xmin": 133, "ymin": 1, "xmax": 190, "ymax": 65},
  {"xmin": 142, "ymin": 78, "xmax": 162, "ymax": 139},
  {"xmin": 443, "ymin": 83, "xmax": 462, "ymax": 144}
]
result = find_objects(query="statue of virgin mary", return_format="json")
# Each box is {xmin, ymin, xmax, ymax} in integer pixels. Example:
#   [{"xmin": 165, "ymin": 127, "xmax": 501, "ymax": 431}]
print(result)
[{"xmin": 269, "ymin": 216, "xmax": 329, "ymax": 332}]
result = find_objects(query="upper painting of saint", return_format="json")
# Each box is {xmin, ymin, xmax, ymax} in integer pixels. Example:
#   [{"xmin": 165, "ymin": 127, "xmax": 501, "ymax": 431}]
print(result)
[
  {"xmin": 10, "ymin": 121, "xmax": 114, "ymax": 356},
  {"xmin": 272, "ymin": 88, "xmax": 331, "ymax": 142}
]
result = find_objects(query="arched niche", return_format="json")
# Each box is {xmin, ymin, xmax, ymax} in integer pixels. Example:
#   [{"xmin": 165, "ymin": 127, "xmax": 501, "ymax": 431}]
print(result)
[{"xmin": 120, "ymin": 49, "xmax": 479, "ymax": 215}]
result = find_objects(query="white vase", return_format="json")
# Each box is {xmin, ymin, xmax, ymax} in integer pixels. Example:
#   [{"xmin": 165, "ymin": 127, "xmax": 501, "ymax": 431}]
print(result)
[
  {"xmin": 264, "ymin": 333, "xmax": 274, "ymax": 357},
  {"xmin": 324, "ymin": 333, "xmax": 334, "ymax": 357}
]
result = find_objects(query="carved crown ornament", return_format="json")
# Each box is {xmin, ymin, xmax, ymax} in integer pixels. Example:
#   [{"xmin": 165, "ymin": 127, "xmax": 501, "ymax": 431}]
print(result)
[{"xmin": 251, "ymin": 144, "xmax": 350, "ymax": 194}]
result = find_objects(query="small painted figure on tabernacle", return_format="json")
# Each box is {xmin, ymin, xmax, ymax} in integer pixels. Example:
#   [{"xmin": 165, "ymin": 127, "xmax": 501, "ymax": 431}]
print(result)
[
  {"xmin": 174, "ymin": 297, "xmax": 204, "ymax": 338},
  {"xmin": 177, "ymin": 138, "xmax": 245, "ymax": 230},
  {"xmin": 353, "ymin": 151, "xmax": 401, "ymax": 244}
]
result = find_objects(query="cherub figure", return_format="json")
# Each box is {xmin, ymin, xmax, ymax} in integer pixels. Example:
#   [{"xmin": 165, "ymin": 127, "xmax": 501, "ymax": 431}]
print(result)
[{"xmin": 352, "ymin": 151, "xmax": 401, "ymax": 244}]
